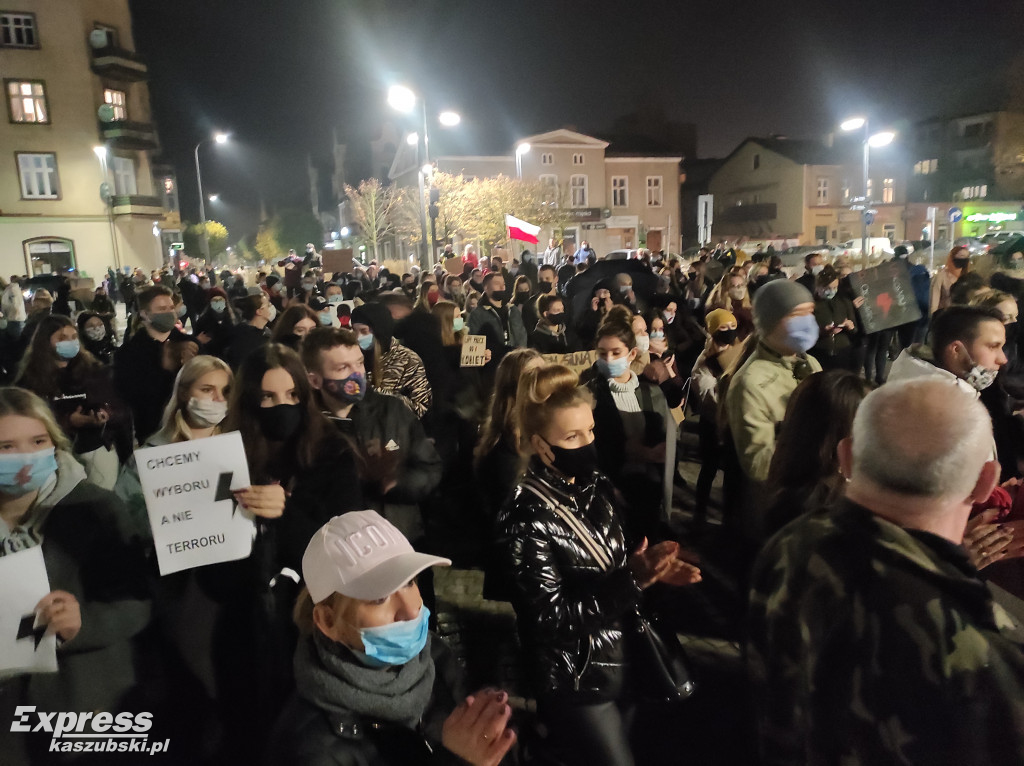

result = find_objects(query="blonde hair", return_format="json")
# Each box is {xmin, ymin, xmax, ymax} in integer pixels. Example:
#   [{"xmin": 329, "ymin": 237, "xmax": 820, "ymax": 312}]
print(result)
[
  {"xmin": 293, "ymin": 586, "xmax": 362, "ymax": 646},
  {"xmin": 0, "ymin": 386, "xmax": 72, "ymax": 452},
  {"xmin": 155, "ymin": 355, "xmax": 233, "ymax": 444},
  {"xmin": 474, "ymin": 348, "xmax": 543, "ymax": 463},
  {"xmin": 514, "ymin": 364, "xmax": 593, "ymax": 456}
]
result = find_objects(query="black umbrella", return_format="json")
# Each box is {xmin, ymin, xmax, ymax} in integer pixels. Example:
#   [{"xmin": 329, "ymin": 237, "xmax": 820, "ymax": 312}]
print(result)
[{"xmin": 564, "ymin": 260, "xmax": 659, "ymax": 321}]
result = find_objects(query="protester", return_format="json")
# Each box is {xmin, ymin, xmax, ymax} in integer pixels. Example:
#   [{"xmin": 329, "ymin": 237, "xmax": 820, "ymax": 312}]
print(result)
[
  {"xmin": 705, "ymin": 267, "xmax": 754, "ymax": 340},
  {"xmin": 530, "ymin": 293, "xmax": 571, "ymax": 353},
  {"xmin": 220, "ymin": 292, "xmax": 275, "ymax": 370},
  {"xmin": 930, "ymin": 245, "xmax": 971, "ymax": 315},
  {"xmin": 809, "ymin": 265, "xmax": 858, "ymax": 372},
  {"xmin": 76, "ymin": 310, "xmax": 116, "ymax": 364},
  {"xmin": 351, "ymin": 302, "xmax": 432, "ymax": 419},
  {"xmin": 270, "ymin": 304, "xmax": 319, "ymax": 351},
  {"xmin": 468, "ymin": 272, "xmax": 527, "ymax": 369},
  {"xmin": 193, "ymin": 286, "xmax": 236, "ymax": 350}
]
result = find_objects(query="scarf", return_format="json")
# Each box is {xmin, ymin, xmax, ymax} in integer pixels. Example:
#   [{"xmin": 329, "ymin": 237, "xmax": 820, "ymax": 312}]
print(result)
[
  {"xmin": 294, "ymin": 629, "xmax": 436, "ymax": 730},
  {"xmin": 608, "ymin": 371, "xmax": 642, "ymax": 413}
]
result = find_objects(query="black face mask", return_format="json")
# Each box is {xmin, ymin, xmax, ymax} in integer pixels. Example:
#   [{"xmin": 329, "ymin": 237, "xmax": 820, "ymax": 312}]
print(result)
[
  {"xmin": 547, "ymin": 312, "xmax": 566, "ymax": 326},
  {"xmin": 539, "ymin": 281, "xmax": 553, "ymax": 294},
  {"xmin": 713, "ymin": 328, "xmax": 737, "ymax": 346},
  {"xmin": 487, "ymin": 291, "xmax": 504, "ymax": 306},
  {"xmin": 953, "ymin": 257, "xmax": 970, "ymax": 269},
  {"xmin": 256, "ymin": 403, "xmax": 303, "ymax": 441},
  {"xmin": 546, "ymin": 440, "xmax": 599, "ymax": 482},
  {"xmin": 514, "ymin": 291, "xmax": 531, "ymax": 304}
]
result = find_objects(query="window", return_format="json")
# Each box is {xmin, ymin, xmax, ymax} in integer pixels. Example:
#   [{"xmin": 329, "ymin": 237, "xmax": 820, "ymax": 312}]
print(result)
[
  {"xmin": 6, "ymin": 80, "xmax": 47, "ymax": 123},
  {"xmin": 540, "ymin": 174, "xmax": 558, "ymax": 206},
  {"xmin": 882, "ymin": 178, "xmax": 894, "ymax": 204},
  {"xmin": 161, "ymin": 176, "xmax": 178, "ymax": 211},
  {"xmin": 611, "ymin": 176, "xmax": 628, "ymax": 207},
  {"xmin": 962, "ymin": 121, "xmax": 989, "ymax": 138},
  {"xmin": 961, "ymin": 185, "xmax": 988, "ymax": 200},
  {"xmin": 103, "ymin": 88, "xmax": 126, "ymax": 121},
  {"xmin": 112, "ymin": 156, "xmax": 136, "ymax": 195},
  {"xmin": 816, "ymin": 177, "xmax": 829, "ymax": 204},
  {"xmin": 913, "ymin": 158, "xmax": 938, "ymax": 175},
  {"xmin": 16, "ymin": 152, "xmax": 59, "ymax": 199},
  {"xmin": 572, "ymin": 153, "xmax": 584, "ymax": 166},
  {"xmin": 752, "ymin": 153, "xmax": 760, "ymax": 170},
  {"xmin": 92, "ymin": 23, "xmax": 117, "ymax": 47},
  {"xmin": 570, "ymin": 174, "xmax": 587, "ymax": 207},
  {"xmin": 646, "ymin": 176, "xmax": 662, "ymax": 207},
  {"xmin": 842, "ymin": 179, "xmax": 850, "ymax": 202},
  {"xmin": 0, "ymin": 12, "xmax": 37, "ymax": 47},
  {"xmin": 24, "ymin": 238, "xmax": 75, "ymax": 275},
  {"xmin": 866, "ymin": 178, "xmax": 873, "ymax": 201},
  {"xmin": 540, "ymin": 152, "xmax": 553, "ymax": 166}
]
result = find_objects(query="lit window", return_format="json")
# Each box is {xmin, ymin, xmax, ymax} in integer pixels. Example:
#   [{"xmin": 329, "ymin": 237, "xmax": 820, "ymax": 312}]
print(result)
[
  {"xmin": 572, "ymin": 153, "xmax": 584, "ymax": 166},
  {"xmin": 540, "ymin": 153, "xmax": 553, "ymax": 165},
  {"xmin": 646, "ymin": 176, "xmax": 662, "ymax": 207},
  {"xmin": 17, "ymin": 152, "xmax": 59, "ymax": 199},
  {"xmin": 6, "ymin": 80, "xmax": 47, "ymax": 123},
  {"xmin": 540, "ymin": 174, "xmax": 558, "ymax": 206},
  {"xmin": 882, "ymin": 178, "xmax": 894, "ymax": 204},
  {"xmin": 104, "ymin": 89, "xmax": 127, "ymax": 121},
  {"xmin": 961, "ymin": 185, "xmax": 988, "ymax": 200},
  {"xmin": 570, "ymin": 174, "xmax": 587, "ymax": 207},
  {"xmin": 0, "ymin": 12, "xmax": 37, "ymax": 47},
  {"xmin": 816, "ymin": 177, "xmax": 829, "ymax": 204},
  {"xmin": 611, "ymin": 176, "xmax": 628, "ymax": 207},
  {"xmin": 112, "ymin": 156, "xmax": 136, "ymax": 195}
]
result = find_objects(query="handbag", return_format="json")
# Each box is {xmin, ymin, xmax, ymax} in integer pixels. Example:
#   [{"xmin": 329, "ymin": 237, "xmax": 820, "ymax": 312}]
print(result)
[{"xmin": 520, "ymin": 476, "xmax": 696, "ymax": 702}]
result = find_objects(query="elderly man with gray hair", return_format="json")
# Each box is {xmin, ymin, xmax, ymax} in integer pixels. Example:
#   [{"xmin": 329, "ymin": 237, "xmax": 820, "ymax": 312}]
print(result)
[{"xmin": 748, "ymin": 378, "xmax": 1024, "ymax": 766}]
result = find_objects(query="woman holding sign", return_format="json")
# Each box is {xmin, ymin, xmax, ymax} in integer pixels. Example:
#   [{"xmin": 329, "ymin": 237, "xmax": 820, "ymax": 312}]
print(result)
[{"xmin": 0, "ymin": 387, "xmax": 151, "ymax": 765}]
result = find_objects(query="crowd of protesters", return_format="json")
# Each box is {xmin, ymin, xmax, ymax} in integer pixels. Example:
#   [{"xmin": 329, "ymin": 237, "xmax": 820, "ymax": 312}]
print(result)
[{"xmin": 1, "ymin": 235, "xmax": 1024, "ymax": 765}]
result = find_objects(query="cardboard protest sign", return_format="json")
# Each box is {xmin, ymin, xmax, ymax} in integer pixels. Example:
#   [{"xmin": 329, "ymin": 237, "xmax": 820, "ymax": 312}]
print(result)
[
  {"xmin": 444, "ymin": 257, "xmax": 463, "ymax": 276},
  {"xmin": 541, "ymin": 350, "xmax": 599, "ymax": 375},
  {"xmin": 0, "ymin": 546, "xmax": 58, "ymax": 677},
  {"xmin": 322, "ymin": 248, "xmax": 354, "ymax": 275},
  {"xmin": 848, "ymin": 260, "xmax": 922, "ymax": 334},
  {"xmin": 461, "ymin": 335, "xmax": 488, "ymax": 367},
  {"xmin": 135, "ymin": 431, "xmax": 255, "ymax": 576}
]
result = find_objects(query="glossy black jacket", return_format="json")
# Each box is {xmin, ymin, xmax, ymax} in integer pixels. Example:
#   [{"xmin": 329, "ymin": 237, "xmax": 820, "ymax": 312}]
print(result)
[{"xmin": 497, "ymin": 458, "xmax": 640, "ymax": 703}]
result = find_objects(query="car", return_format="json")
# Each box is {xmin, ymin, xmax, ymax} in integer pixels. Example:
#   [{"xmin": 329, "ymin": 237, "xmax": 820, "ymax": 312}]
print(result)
[
  {"xmin": 837, "ymin": 237, "xmax": 895, "ymax": 257},
  {"xmin": 777, "ymin": 245, "xmax": 829, "ymax": 269}
]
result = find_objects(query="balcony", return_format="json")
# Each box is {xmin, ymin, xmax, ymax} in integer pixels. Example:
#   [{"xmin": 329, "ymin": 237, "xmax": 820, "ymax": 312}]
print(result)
[
  {"xmin": 111, "ymin": 195, "xmax": 164, "ymax": 216},
  {"xmin": 99, "ymin": 120, "xmax": 159, "ymax": 151},
  {"xmin": 90, "ymin": 45, "xmax": 148, "ymax": 81}
]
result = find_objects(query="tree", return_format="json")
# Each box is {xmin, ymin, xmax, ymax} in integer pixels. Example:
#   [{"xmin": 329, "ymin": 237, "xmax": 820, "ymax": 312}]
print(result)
[
  {"xmin": 345, "ymin": 179, "xmax": 405, "ymax": 261},
  {"xmin": 274, "ymin": 208, "xmax": 323, "ymax": 254},
  {"xmin": 254, "ymin": 225, "xmax": 283, "ymax": 263},
  {"xmin": 183, "ymin": 220, "xmax": 229, "ymax": 261}
]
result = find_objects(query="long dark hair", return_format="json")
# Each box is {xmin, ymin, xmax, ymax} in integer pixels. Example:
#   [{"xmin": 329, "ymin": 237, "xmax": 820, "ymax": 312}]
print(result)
[
  {"xmin": 15, "ymin": 314, "xmax": 100, "ymax": 397},
  {"xmin": 271, "ymin": 304, "xmax": 318, "ymax": 344},
  {"xmin": 222, "ymin": 343, "xmax": 330, "ymax": 485}
]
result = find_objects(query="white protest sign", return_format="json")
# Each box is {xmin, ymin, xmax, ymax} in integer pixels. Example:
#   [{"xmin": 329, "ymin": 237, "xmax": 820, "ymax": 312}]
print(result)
[
  {"xmin": 135, "ymin": 431, "xmax": 255, "ymax": 576},
  {"xmin": 0, "ymin": 546, "xmax": 58, "ymax": 677},
  {"xmin": 460, "ymin": 334, "xmax": 488, "ymax": 367}
]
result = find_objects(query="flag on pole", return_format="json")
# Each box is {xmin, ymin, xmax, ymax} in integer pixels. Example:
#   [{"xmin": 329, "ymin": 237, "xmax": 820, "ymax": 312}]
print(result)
[{"xmin": 505, "ymin": 214, "xmax": 540, "ymax": 244}]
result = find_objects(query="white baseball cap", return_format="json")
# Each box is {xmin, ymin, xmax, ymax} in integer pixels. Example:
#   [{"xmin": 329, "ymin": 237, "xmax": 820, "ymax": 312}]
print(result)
[{"xmin": 302, "ymin": 511, "xmax": 451, "ymax": 603}]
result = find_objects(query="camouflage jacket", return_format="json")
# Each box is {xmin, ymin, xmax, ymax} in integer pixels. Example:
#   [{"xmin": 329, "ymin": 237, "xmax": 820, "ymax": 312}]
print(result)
[{"xmin": 747, "ymin": 500, "xmax": 1024, "ymax": 766}]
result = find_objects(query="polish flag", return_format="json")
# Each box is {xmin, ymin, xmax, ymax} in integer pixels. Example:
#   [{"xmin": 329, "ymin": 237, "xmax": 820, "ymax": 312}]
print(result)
[{"xmin": 505, "ymin": 214, "xmax": 540, "ymax": 244}]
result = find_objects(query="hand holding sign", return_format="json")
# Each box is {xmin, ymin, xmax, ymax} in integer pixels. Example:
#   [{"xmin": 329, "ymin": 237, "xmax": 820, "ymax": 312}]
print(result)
[
  {"xmin": 0, "ymin": 546, "xmax": 58, "ymax": 676},
  {"xmin": 35, "ymin": 591, "xmax": 81, "ymax": 643},
  {"xmin": 234, "ymin": 484, "xmax": 286, "ymax": 519},
  {"xmin": 461, "ymin": 335, "xmax": 489, "ymax": 367}
]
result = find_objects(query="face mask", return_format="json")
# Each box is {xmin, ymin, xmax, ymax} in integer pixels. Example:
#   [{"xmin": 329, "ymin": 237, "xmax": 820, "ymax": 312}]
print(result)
[
  {"xmin": 187, "ymin": 397, "xmax": 227, "ymax": 428},
  {"xmin": 619, "ymin": 284, "xmax": 632, "ymax": 294},
  {"xmin": 713, "ymin": 328, "xmax": 736, "ymax": 346},
  {"xmin": 322, "ymin": 372, "xmax": 366, "ymax": 403},
  {"xmin": 0, "ymin": 448, "xmax": 57, "ymax": 496},
  {"xmin": 453, "ymin": 317, "xmax": 465, "ymax": 333},
  {"xmin": 488, "ymin": 292, "xmax": 504, "ymax": 306},
  {"xmin": 256, "ymin": 403, "xmax": 303, "ymax": 441},
  {"xmin": 272, "ymin": 283, "xmax": 284, "ymax": 294},
  {"xmin": 427, "ymin": 291, "xmax": 440, "ymax": 307},
  {"xmin": 650, "ymin": 330, "xmax": 665, "ymax": 341},
  {"xmin": 55, "ymin": 339, "xmax": 80, "ymax": 360},
  {"xmin": 539, "ymin": 281, "xmax": 553, "ymax": 294},
  {"xmin": 210, "ymin": 299, "xmax": 226, "ymax": 314},
  {"xmin": 514, "ymin": 291, "xmax": 530, "ymax": 304},
  {"xmin": 176, "ymin": 304, "xmax": 188, "ymax": 318},
  {"xmin": 354, "ymin": 604, "xmax": 430, "ymax": 667},
  {"xmin": 357, "ymin": 333, "xmax": 374, "ymax": 351},
  {"xmin": 811, "ymin": 264, "xmax": 824, "ymax": 275},
  {"xmin": 547, "ymin": 312, "xmax": 565, "ymax": 326},
  {"xmin": 820, "ymin": 288, "xmax": 838, "ymax": 300},
  {"xmin": 782, "ymin": 314, "xmax": 820, "ymax": 354},
  {"xmin": 546, "ymin": 441, "xmax": 599, "ymax": 482},
  {"xmin": 302, "ymin": 282, "xmax": 316, "ymax": 292},
  {"xmin": 636, "ymin": 334, "xmax": 650, "ymax": 352},
  {"xmin": 84, "ymin": 325, "xmax": 106, "ymax": 342},
  {"xmin": 664, "ymin": 312, "xmax": 675, "ymax": 324},
  {"xmin": 597, "ymin": 355, "xmax": 631, "ymax": 379},
  {"xmin": 729, "ymin": 288, "xmax": 746, "ymax": 301},
  {"xmin": 266, "ymin": 304, "xmax": 278, "ymax": 323},
  {"xmin": 953, "ymin": 257, "xmax": 970, "ymax": 269},
  {"xmin": 319, "ymin": 312, "xmax": 333, "ymax": 326},
  {"xmin": 509, "ymin": 267, "xmax": 519, "ymax": 276},
  {"xmin": 147, "ymin": 311, "xmax": 178, "ymax": 333},
  {"xmin": 200, "ymin": 282, "xmax": 211, "ymax": 291},
  {"xmin": 328, "ymin": 295, "xmax": 344, "ymax": 305}
]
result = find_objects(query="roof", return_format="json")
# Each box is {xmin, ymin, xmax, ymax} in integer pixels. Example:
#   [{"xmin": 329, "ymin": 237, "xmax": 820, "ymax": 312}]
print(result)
[
  {"xmin": 717, "ymin": 136, "xmax": 841, "ymax": 168},
  {"xmin": 516, "ymin": 129, "xmax": 609, "ymax": 149}
]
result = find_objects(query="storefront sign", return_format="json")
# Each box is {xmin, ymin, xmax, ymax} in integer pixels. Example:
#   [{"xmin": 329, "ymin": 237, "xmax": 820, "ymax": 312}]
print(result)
[
  {"xmin": 564, "ymin": 208, "xmax": 602, "ymax": 222},
  {"xmin": 605, "ymin": 215, "xmax": 639, "ymax": 229},
  {"xmin": 965, "ymin": 212, "xmax": 1021, "ymax": 223},
  {"xmin": 582, "ymin": 223, "xmax": 606, "ymax": 230}
]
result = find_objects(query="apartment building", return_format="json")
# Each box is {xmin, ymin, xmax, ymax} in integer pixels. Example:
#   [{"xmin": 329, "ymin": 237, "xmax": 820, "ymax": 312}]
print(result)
[{"xmin": 0, "ymin": 0, "xmax": 171, "ymax": 280}]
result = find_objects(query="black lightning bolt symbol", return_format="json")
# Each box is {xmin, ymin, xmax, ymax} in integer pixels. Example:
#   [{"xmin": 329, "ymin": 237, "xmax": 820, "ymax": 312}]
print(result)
[
  {"xmin": 17, "ymin": 613, "xmax": 45, "ymax": 650},
  {"xmin": 214, "ymin": 471, "xmax": 240, "ymax": 516}
]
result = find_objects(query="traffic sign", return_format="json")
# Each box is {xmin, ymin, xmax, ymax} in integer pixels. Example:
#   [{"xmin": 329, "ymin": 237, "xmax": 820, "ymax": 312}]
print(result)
[
  {"xmin": 948, "ymin": 207, "xmax": 963, "ymax": 223},
  {"xmin": 863, "ymin": 210, "xmax": 875, "ymax": 225}
]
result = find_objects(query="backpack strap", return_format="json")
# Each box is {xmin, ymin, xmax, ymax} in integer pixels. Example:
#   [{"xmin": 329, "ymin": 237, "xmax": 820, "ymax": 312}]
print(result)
[{"xmin": 519, "ymin": 478, "xmax": 612, "ymax": 572}]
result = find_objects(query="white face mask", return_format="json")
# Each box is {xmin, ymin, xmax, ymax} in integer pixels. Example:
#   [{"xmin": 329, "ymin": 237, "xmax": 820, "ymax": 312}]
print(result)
[
  {"xmin": 187, "ymin": 397, "xmax": 227, "ymax": 428},
  {"xmin": 635, "ymin": 334, "xmax": 650, "ymax": 353},
  {"xmin": 84, "ymin": 325, "xmax": 106, "ymax": 341},
  {"xmin": 811, "ymin": 264, "xmax": 824, "ymax": 275},
  {"xmin": 266, "ymin": 304, "xmax": 277, "ymax": 323}
]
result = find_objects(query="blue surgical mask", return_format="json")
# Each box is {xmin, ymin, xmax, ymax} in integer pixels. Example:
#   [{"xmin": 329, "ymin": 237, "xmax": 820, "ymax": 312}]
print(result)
[
  {"xmin": 0, "ymin": 448, "xmax": 58, "ymax": 496},
  {"xmin": 328, "ymin": 295, "xmax": 344, "ymax": 305},
  {"xmin": 353, "ymin": 604, "xmax": 430, "ymax": 667},
  {"xmin": 821, "ymin": 288, "xmax": 837, "ymax": 300},
  {"xmin": 357, "ymin": 333, "xmax": 374, "ymax": 351},
  {"xmin": 783, "ymin": 314, "xmax": 820, "ymax": 353},
  {"xmin": 55, "ymin": 339, "xmax": 80, "ymax": 360},
  {"xmin": 597, "ymin": 356, "xmax": 631, "ymax": 379},
  {"xmin": 453, "ymin": 317, "xmax": 465, "ymax": 332},
  {"xmin": 650, "ymin": 331, "xmax": 665, "ymax": 341},
  {"xmin": 210, "ymin": 299, "xmax": 226, "ymax": 313},
  {"xmin": 319, "ymin": 312, "xmax": 333, "ymax": 326}
]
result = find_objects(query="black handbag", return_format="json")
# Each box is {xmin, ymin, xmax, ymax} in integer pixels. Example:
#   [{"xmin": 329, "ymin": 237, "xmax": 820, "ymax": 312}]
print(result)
[{"xmin": 627, "ymin": 611, "xmax": 697, "ymax": 702}]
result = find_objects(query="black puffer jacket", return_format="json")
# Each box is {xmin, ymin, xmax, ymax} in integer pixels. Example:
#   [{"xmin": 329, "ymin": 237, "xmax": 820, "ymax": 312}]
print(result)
[{"xmin": 497, "ymin": 459, "xmax": 640, "ymax": 702}]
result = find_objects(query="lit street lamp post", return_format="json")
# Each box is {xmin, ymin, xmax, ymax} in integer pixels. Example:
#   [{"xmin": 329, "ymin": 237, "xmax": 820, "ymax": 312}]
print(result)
[
  {"xmin": 93, "ymin": 145, "xmax": 120, "ymax": 270},
  {"xmin": 193, "ymin": 131, "xmax": 229, "ymax": 261},
  {"xmin": 515, "ymin": 142, "xmax": 531, "ymax": 179},
  {"xmin": 840, "ymin": 117, "xmax": 895, "ymax": 271}
]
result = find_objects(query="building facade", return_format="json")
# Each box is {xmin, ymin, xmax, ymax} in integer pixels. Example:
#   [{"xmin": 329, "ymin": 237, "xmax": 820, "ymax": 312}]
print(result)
[{"xmin": 0, "ymin": 0, "xmax": 171, "ymax": 280}]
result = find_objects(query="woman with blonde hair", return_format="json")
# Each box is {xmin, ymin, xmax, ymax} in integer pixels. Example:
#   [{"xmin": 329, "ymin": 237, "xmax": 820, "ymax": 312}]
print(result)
[
  {"xmin": 498, "ymin": 365, "xmax": 699, "ymax": 766},
  {"xmin": 150, "ymin": 355, "xmax": 232, "ymax": 446},
  {"xmin": 706, "ymin": 267, "xmax": 754, "ymax": 340}
]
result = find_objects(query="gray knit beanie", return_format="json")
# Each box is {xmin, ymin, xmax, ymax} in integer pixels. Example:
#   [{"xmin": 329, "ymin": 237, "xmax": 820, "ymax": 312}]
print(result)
[{"xmin": 752, "ymin": 279, "xmax": 814, "ymax": 335}]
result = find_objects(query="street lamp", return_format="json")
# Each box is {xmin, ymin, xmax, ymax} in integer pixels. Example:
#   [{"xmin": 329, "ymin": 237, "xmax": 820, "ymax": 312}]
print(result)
[
  {"xmin": 193, "ymin": 131, "xmax": 229, "ymax": 260},
  {"xmin": 841, "ymin": 117, "xmax": 896, "ymax": 270},
  {"xmin": 438, "ymin": 111, "xmax": 461, "ymax": 127},
  {"xmin": 515, "ymin": 142, "xmax": 531, "ymax": 179},
  {"xmin": 208, "ymin": 194, "xmax": 219, "ymax": 202},
  {"xmin": 93, "ymin": 145, "xmax": 120, "ymax": 269}
]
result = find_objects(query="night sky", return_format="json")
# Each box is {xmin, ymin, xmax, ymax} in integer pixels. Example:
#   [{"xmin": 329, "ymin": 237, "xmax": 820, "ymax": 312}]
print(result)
[{"xmin": 129, "ymin": 0, "xmax": 1023, "ymax": 241}]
